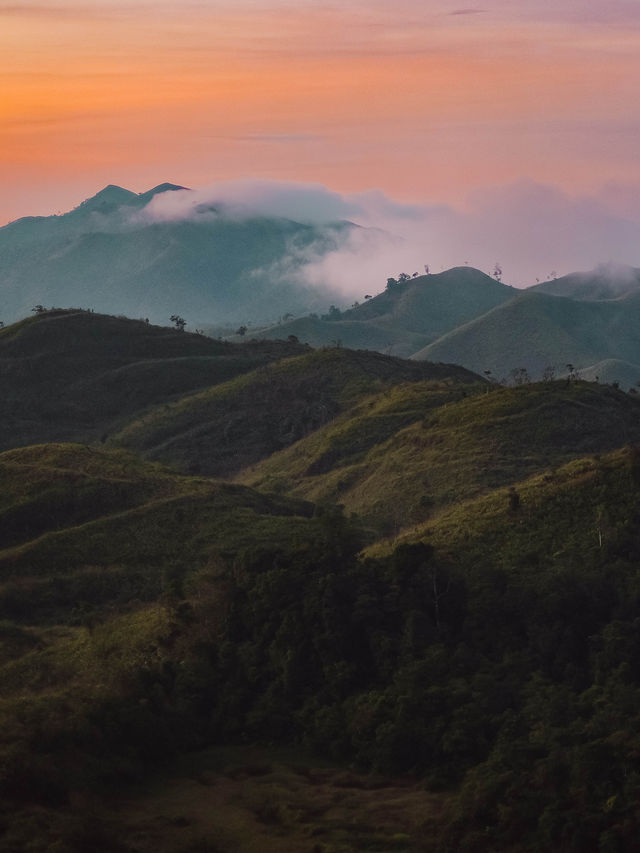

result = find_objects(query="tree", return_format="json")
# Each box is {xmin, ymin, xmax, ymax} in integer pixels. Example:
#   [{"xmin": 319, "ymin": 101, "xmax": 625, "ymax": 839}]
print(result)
[
  {"xmin": 509, "ymin": 367, "xmax": 530, "ymax": 386},
  {"xmin": 397, "ymin": 272, "xmax": 411, "ymax": 282},
  {"xmin": 493, "ymin": 262, "xmax": 502, "ymax": 281},
  {"xmin": 322, "ymin": 305, "xmax": 342, "ymax": 321},
  {"xmin": 32, "ymin": 305, "xmax": 46, "ymax": 314},
  {"xmin": 170, "ymin": 314, "xmax": 186, "ymax": 331},
  {"xmin": 236, "ymin": 325, "xmax": 248, "ymax": 336},
  {"xmin": 386, "ymin": 277, "xmax": 398, "ymax": 290}
]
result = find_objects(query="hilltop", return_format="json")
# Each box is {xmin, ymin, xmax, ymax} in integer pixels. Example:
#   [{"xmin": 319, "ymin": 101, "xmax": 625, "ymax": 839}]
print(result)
[
  {"xmin": 0, "ymin": 309, "xmax": 307, "ymax": 450},
  {"xmin": 238, "ymin": 378, "xmax": 640, "ymax": 534},
  {"xmin": 412, "ymin": 286, "xmax": 640, "ymax": 384},
  {"xmin": 111, "ymin": 346, "xmax": 479, "ymax": 478},
  {"xmin": 247, "ymin": 266, "xmax": 515, "ymax": 357}
]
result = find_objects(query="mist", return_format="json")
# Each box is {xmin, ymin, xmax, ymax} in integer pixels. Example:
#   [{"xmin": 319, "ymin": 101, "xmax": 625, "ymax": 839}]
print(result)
[{"xmin": 136, "ymin": 178, "xmax": 640, "ymax": 304}]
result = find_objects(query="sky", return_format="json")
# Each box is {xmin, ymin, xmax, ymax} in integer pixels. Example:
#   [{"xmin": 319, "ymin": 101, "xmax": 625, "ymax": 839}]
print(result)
[{"xmin": 2, "ymin": 0, "xmax": 640, "ymax": 283}]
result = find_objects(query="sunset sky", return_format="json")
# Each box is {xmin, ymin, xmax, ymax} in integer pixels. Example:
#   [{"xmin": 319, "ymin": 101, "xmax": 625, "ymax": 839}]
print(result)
[{"xmin": 2, "ymin": 0, "xmax": 640, "ymax": 279}]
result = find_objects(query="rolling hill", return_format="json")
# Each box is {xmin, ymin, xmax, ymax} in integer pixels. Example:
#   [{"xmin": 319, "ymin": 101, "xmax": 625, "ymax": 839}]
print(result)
[
  {"xmin": 247, "ymin": 266, "xmax": 516, "ymax": 357},
  {"xmin": 0, "ymin": 309, "xmax": 307, "ymax": 451},
  {"xmin": 412, "ymin": 287, "xmax": 640, "ymax": 384},
  {"xmin": 530, "ymin": 261, "xmax": 640, "ymax": 300},
  {"xmin": 3, "ymin": 300, "xmax": 640, "ymax": 851},
  {"xmin": 238, "ymin": 378, "xmax": 640, "ymax": 533},
  {"xmin": 111, "ymin": 346, "xmax": 480, "ymax": 477}
]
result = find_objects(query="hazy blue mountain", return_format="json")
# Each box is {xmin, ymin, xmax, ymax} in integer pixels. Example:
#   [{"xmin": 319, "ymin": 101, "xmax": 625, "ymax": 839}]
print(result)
[{"xmin": 0, "ymin": 184, "xmax": 358, "ymax": 326}]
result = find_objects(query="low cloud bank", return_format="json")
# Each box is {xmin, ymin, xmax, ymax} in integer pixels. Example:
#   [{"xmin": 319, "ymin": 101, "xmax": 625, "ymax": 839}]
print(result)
[{"xmin": 138, "ymin": 178, "xmax": 640, "ymax": 302}]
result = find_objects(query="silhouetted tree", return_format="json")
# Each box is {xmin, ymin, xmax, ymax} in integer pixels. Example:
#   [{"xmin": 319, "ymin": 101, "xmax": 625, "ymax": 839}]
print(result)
[{"xmin": 170, "ymin": 314, "xmax": 186, "ymax": 331}]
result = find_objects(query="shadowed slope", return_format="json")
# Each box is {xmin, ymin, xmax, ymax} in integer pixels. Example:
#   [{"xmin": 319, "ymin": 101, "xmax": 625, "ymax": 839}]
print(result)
[
  {"xmin": 0, "ymin": 310, "xmax": 307, "ymax": 451},
  {"xmin": 112, "ymin": 347, "xmax": 480, "ymax": 477}
]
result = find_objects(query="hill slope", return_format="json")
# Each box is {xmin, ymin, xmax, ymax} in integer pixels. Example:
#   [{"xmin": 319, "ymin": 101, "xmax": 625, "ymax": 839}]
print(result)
[
  {"xmin": 412, "ymin": 288, "xmax": 640, "ymax": 382},
  {"xmin": 249, "ymin": 267, "xmax": 516, "ymax": 356},
  {"xmin": 530, "ymin": 261, "xmax": 640, "ymax": 300},
  {"xmin": 239, "ymin": 379, "xmax": 640, "ymax": 532},
  {"xmin": 0, "ymin": 442, "xmax": 315, "ymax": 625},
  {"xmin": 0, "ymin": 309, "xmax": 307, "ymax": 451},
  {"xmin": 112, "ymin": 347, "xmax": 480, "ymax": 477}
]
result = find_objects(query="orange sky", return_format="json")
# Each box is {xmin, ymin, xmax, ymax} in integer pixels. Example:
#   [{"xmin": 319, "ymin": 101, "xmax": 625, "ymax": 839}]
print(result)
[{"xmin": 2, "ymin": 1, "xmax": 640, "ymax": 224}]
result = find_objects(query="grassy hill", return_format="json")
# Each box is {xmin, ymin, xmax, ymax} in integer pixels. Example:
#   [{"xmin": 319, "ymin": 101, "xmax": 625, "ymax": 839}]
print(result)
[
  {"xmin": 530, "ymin": 262, "xmax": 640, "ymax": 300},
  {"xmin": 0, "ymin": 309, "xmax": 307, "ymax": 450},
  {"xmin": 4, "ymin": 308, "xmax": 640, "ymax": 851},
  {"xmin": 249, "ymin": 266, "xmax": 516, "ymax": 357},
  {"xmin": 0, "ymin": 443, "xmax": 316, "ymax": 625},
  {"xmin": 412, "ymin": 288, "xmax": 640, "ymax": 382},
  {"xmin": 111, "ymin": 346, "xmax": 480, "ymax": 477},
  {"xmin": 239, "ymin": 379, "xmax": 640, "ymax": 533}
]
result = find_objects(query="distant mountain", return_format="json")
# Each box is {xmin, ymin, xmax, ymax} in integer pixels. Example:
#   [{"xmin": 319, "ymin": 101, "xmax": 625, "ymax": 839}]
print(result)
[
  {"xmin": 246, "ymin": 267, "xmax": 516, "ymax": 357},
  {"xmin": 412, "ymin": 286, "xmax": 640, "ymax": 385},
  {"xmin": 530, "ymin": 262, "xmax": 640, "ymax": 300},
  {"xmin": 0, "ymin": 183, "xmax": 359, "ymax": 325}
]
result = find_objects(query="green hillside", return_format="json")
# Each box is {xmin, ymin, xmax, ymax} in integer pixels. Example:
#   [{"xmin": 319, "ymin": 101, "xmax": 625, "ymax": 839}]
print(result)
[
  {"xmin": 0, "ymin": 443, "xmax": 316, "ymax": 625},
  {"xmin": 250, "ymin": 266, "xmax": 516, "ymax": 356},
  {"xmin": 4, "ymin": 308, "xmax": 640, "ymax": 852},
  {"xmin": 413, "ymin": 288, "xmax": 640, "ymax": 380},
  {"xmin": 240, "ymin": 379, "xmax": 640, "ymax": 533},
  {"xmin": 111, "ymin": 346, "xmax": 480, "ymax": 477},
  {"xmin": 0, "ymin": 309, "xmax": 306, "ymax": 450}
]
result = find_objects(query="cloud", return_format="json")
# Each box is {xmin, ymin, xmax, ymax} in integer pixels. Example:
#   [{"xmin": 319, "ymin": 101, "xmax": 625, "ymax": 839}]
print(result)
[
  {"xmin": 448, "ymin": 8, "xmax": 485, "ymax": 15},
  {"xmin": 137, "ymin": 179, "xmax": 365, "ymax": 225},
  {"xmin": 133, "ymin": 178, "xmax": 640, "ymax": 302}
]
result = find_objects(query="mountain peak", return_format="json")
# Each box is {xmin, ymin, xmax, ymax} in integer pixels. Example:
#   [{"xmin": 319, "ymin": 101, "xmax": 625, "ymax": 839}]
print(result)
[
  {"xmin": 75, "ymin": 185, "xmax": 139, "ymax": 213},
  {"xmin": 137, "ymin": 183, "xmax": 189, "ymax": 203},
  {"xmin": 74, "ymin": 183, "xmax": 189, "ymax": 215}
]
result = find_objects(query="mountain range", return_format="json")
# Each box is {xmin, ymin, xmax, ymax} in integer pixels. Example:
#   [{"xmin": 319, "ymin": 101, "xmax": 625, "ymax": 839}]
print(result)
[
  {"xmin": 3, "ymin": 308, "xmax": 640, "ymax": 851},
  {"xmin": 254, "ymin": 262, "xmax": 640, "ymax": 385},
  {"xmin": 3, "ymin": 184, "xmax": 640, "ymax": 386},
  {"xmin": 0, "ymin": 183, "xmax": 356, "ymax": 326}
]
